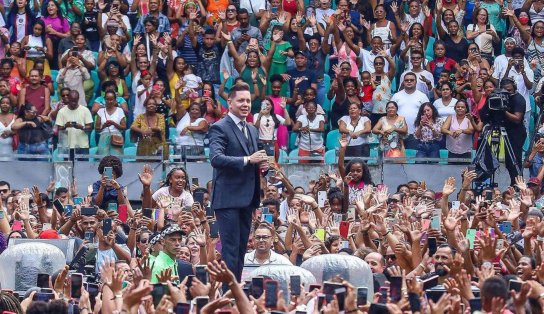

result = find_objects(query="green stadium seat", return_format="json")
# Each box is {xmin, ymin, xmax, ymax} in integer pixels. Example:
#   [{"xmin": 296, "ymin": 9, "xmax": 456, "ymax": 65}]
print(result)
[{"xmin": 426, "ymin": 37, "xmax": 435, "ymax": 61}]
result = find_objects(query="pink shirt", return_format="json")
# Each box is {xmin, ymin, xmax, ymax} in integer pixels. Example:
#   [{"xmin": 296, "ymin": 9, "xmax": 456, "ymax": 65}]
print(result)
[{"xmin": 41, "ymin": 16, "xmax": 69, "ymax": 40}]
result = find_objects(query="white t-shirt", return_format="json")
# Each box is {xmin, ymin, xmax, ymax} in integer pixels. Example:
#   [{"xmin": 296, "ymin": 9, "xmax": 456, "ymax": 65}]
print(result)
[
  {"xmin": 100, "ymin": 13, "xmax": 132, "ymax": 37},
  {"xmin": 359, "ymin": 49, "xmax": 391, "ymax": 74},
  {"xmin": 391, "ymin": 89, "xmax": 430, "ymax": 134},
  {"xmin": 97, "ymin": 107, "xmax": 125, "ymax": 134},
  {"xmin": 338, "ymin": 115, "xmax": 370, "ymax": 146},
  {"xmin": 134, "ymin": 85, "xmax": 151, "ymax": 120},
  {"xmin": 433, "ymin": 98, "xmax": 458, "ymax": 119},
  {"xmin": 239, "ymin": 0, "xmax": 267, "ymax": 14},
  {"xmin": 297, "ymin": 115, "xmax": 325, "ymax": 151},
  {"xmin": 493, "ymin": 62, "xmax": 533, "ymax": 112},
  {"xmin": 15, "ymin": 13, "xmax": 26, "ymax": 42},
  {"xmin": 400, "ymin": 70, "xmax": 434, "ymax": 96},
  {"xmin": 492, "ymin": 55, "xmax": 530, "ymax": 81},
  {"xmin": 175, "ymin": 114, "xmax": 208, "ymax": 146},
  {"xmin": 253, "ymin": 113, "xmax": 286, "ymax": 141},
  {"xmin": 316, "ymin": 8, "xmax": 335, "ymax": 27},
  {"xmin": 182, "ymin": 74, "xmax": 202, "ymax": 92},
  {"xmin": 152, "ymin": 186, "xmax": 194, "ymax": 208}
]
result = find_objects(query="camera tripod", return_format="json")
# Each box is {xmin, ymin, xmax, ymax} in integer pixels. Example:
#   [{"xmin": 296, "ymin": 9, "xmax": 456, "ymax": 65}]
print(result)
[{"xmin": 473, "ymin": 123, "xmax": 521, "ymax": 187}]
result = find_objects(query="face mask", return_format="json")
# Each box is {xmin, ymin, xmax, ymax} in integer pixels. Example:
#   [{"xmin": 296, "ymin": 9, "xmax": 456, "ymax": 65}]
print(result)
[{"xmin": 519, "ymin": 16, "xmax": 529, "ymax": 25}]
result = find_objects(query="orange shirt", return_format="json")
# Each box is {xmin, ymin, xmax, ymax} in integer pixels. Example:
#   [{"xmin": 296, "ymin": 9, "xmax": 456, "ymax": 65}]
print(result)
[{"xmin": 206, "ymin": 0, "xmax": 228, "ymax": 26}]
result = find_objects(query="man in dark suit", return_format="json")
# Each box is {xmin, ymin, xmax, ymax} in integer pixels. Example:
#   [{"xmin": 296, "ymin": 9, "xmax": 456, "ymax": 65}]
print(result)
[{"xmin": 208, "ymin": 82, "xmax": 269, "ymax": 281}]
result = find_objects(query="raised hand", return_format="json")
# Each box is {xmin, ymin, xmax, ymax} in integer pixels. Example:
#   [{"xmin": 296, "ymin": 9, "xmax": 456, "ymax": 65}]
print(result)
[
  {"xmin": 138, "ymin": 164, "xmax": 154, "ymax": 187},
  {"xmin": 442, "ymin": 177, "xmax": 456, "ymax": 196}
]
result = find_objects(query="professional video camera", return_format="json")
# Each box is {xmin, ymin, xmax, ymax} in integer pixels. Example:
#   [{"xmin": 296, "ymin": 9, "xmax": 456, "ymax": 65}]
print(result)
[{"xmin": 484, "ymin": 88, "xmax": 511, "ymax": 125}]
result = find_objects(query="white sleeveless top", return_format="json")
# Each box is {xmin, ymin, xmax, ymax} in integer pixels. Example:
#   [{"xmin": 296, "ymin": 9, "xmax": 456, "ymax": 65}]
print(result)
[
  {"xmin": 27, "ymin": 35, "xmax": 46, "ymax": 59},
  {"xmin": 446, "ymin": 116, "xmax": 472, "ymax": 154},
  {"xmin": 371, "ymin": 21, "xmax": 392, "ymax": 46}
]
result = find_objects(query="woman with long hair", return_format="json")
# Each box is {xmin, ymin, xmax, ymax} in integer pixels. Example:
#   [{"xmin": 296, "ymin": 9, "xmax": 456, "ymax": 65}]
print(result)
[
  {"xmin": 254, "ymin": 97, "xmax": 291, "ymax": 159},
  {"xmin": 338, "ymin": 103, "xmax": 371, "ymax": 157},
  {"xmin": 12, "ymin": 103, "xmax": 51, "ymax": 156},
  {"xmin": 0, "ymin": 97, "xmax": 16, "ymax": 160},
  {"xmin": 433, "ymin": 82, "xmax": 458, "ymax": 119},
  {"xmin": 441, "ymin": 99, "xmax": 474, "ymax": 160},
  {"xmin": 41, "ymin": 0, "xmax": 70, "ymax": 70},
  {"xmin": 372, "ymin": 101, "xmax": 408, "ymax": 158},
  {"xmin": 21, "ymin": 20, "xmax": 54, "ymax": 75},
  {"xmin": 98, "ymin": 60, "xmax": 129, "ymax": 102},
  {"xmin": 414, "ymin": 102, "xmax": 443, "ymax": 158},
  {"xmin": 370, "ymin": 54, "xmax": 396, "ymax": 125},
  {"xmin": 200, "ymin": 81, "xmax": 224, "ymax": 124},
  {"xmin": 175, "ymin": 102, "xmax": 209, "ymax": 156},
  {"xmin": 6, "ymin": 0, "xmax": 38, "ymax": 43},
  {"xmin": 527, "ymin": 21, "xmax": 544, "ymax": 83},
  {"xmin": 466, "ymin": 7, "xmax": 499, "ymax": 64}
]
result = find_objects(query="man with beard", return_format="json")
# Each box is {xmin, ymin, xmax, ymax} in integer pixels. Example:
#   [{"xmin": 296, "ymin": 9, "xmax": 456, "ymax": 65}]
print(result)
[
  {"xmin": 420, "ymin": 244, "xmax": 455, "ymax": 285},
  {"xmin": 150, "ymin": 224, "xmax": 184, "ymax": 283},
  {"xmin": 244, "ymin": 224, "xmax": 291, "ymax": 265}
]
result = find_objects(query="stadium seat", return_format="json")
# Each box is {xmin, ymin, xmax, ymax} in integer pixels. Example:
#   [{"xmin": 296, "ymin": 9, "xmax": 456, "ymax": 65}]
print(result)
[
  {"xmin": 368, "ymin": 148, "xmax": 379, "ymax": 165},
  {"xmin": 322, "ymin": 74, "xmax": 331, "ymax": 112},
  {"xmin": 169, "ymin": 127, "xmax": 177, "ymax": 143},
  {"xmin": 325, "ymin": 129, "xmax": 341, "ymax": 150},
  {"xmin": 288, "ymin": 148, "xmax": 299, "ymax": 164},
  {"xmin": 439, "ymin": 149, "xmax": 449, "ymax": 165},
  {"xmin": 278, "ymin": 149, "xmax": 288, "ymax": 163},
  {"xmin": 405, "ymin": 149, "xmax": 417, "ymax": 164},
  {"xmin": 289, "ymin": 132, "xmax": 299, "ymax": 151},
  {"xmin": 324, "ymin": 149, "xmax": 337, "ymax": 164},
  {"xmin": 123, "ymin": 147, "xmax": 137, "ymax": 162},
  {"xmin": 125, "ymin": 129, "xmax": 135, "ymax": 148},
  {"xmin": 89, "ymin": 147, "xmax": 98, "ymax": 162},
  {"xmin": 425, "ymin": 37, "xmax": 435, "ymax": 61},
  {"xmin": 89, "ymin": 129, "xmax": 97, "ymax": 147}
]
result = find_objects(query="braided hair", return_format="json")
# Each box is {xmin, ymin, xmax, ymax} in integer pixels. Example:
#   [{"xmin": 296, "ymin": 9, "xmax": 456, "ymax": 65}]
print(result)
[
  {"xmin": 0, "ymin": 291, "xmax": 23, "ymax": 314},
  {"xmin": 161, "ymin": 167, "xmax": 190, "ymax": 190}
]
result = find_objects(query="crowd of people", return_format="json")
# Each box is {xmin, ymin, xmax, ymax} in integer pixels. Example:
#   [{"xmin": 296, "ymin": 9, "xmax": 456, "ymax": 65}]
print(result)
[
  {"xmin": 0, "ymin": 0, "xmax": 538, "ymax": 166},
  {"xmin": 2, "ymin": 0, "xmax": 544, "ymax": 312}
]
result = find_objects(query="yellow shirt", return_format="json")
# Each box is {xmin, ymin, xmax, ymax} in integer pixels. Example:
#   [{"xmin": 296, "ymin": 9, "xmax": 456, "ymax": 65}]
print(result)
[{"xmin": 55, "ymin": 105, "xmax": 93, "ymax": 148}]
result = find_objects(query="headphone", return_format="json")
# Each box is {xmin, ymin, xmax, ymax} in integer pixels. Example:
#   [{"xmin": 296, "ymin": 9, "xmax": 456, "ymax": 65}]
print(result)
[{"xmin": 500, "ymin": 77, "xmax": 517, "ymax": 92}]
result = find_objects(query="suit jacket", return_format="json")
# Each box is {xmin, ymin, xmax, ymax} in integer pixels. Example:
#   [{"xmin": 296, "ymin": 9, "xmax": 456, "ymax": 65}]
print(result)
[{"xmin": 209, "ymin": 115, "xmax": 261, "ymax": 210}]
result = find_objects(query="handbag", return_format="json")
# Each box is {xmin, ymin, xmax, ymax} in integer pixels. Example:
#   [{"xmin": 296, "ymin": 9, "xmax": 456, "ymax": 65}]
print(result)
[{"xmin": 111, "ymin": 133, "xmax": 124, "ymax": 147}]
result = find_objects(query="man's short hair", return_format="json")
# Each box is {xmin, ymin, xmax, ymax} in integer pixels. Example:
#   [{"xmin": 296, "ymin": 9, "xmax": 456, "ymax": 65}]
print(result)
[
  {"xmin": 55, "ymin": 187, "xmax": 68, "ymax": 196},
  {"xmin": 253, "ymin": 223, "xmax": 273, "ymax": 235},
  {"xmin": 0, "ymin": 181, "xmax": 10, "ymax": 189},
  {"xmin": 262, "ymin": 198, "xmax": 280, "ymax": 209},
  {"xmin": 481, "ymin": 277, "xmax": 508, "ymax": 301},
  {"xmin": 404, "ymin": 72, "xmax": 417, "ymax": 80},
  {"xmin": 238, "ymin": 8, "xmax": 249, "ymax": 15},
  {"xmin": 228, "ymin": 82, "xmax": 250, "ymax": 99}
]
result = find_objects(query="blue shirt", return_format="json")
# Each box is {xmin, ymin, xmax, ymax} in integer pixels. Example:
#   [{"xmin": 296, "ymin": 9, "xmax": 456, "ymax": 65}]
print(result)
[
  {"xmin": 91, "ymin": 180, "xmax": 122, "ymax": 209},
  {"xmin": 530, "ymin": 153, "xmax": 544, "ymax": 178},
  {"xmin": 133, "ymin": 13, "xmax": 171, "ymax": 34}
]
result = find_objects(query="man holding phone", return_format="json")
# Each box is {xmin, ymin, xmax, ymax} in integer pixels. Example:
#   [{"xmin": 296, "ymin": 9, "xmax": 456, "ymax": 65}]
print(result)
[
  {"xmin": 55, "ymin": 90, "xmax": 93, "ymax": 157},
  {"xmin": 230, "ymin": 9, "xmax": 262, "ymax": 53}
]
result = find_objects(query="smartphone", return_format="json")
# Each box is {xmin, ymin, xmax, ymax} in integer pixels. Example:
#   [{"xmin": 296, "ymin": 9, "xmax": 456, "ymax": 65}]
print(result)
[
  {"xmin": 314, "ymin": 228, "xmax": 325, "ymax": 241},
  {"xmin": 209, "ymin": 220, "xmax": 219, "ymax": 238},
  {"xmin": 335, "ymin": 287, "xmax": 346, "ymax": 311},
  {"xmin": 84, "ymin": 231, "xmax": 94, "ymax": 242},
  {"xmin": 102, "ymin": 218, "xmax": 113, "ymax": 235},
  {"xmin": 37, "ymin": 273, "xmax": 50, "ymax": 289},
  {"xmin": 499, "ymin": 221, "xmax": 512, "ymax": 234},
  {"xmin": 290, "ymin": 275, "xmax": 301, "ymax": 296},
  {"xmin": 73, "ymin": 197, "xmax": 83, "ymax": 205},
  {"xmin": 265, "ymin": 280, "xmax": 279, "ymax": 308},
  {"xmin": 485, "ymin": 191, "xmax": 493, "ymax": 202},
  {"xmin": 42, "ymin": 223, "xmax": 52, "ymax": 230},
  {"xmin": 318, "ymin": 191, "xmax": 327, "ymax": 208},
  {"xmin": 333, "ymin": 213, "xmax": 343, "ymax": 224},
  {"xmin": 118, "ymin": 204, "xmax": 128, "ymax": 223},
  {"xmin": 251, "ymin": 277, "xmax": 264, "ymax": 298},
  {"xmin": 467, "ymin": 165, "xmax": 476, "ymax": 172},
  {"xmin": 389, "ymin": 276, "xmax": 402, "ymax": 302},
  {"xmin": 107, "ymin": 203, "xmax": 118, "ymax": 212},
  {"xmin": 378, "ymin": 287, "xmax": 389, "ymax": 304},
  {"xmin": 195, "ymin": 297, "xmax": 209, "ymax": 313},
  {"xmin": 469, "ymin": 298, "xmax": 482, "ymax": 312},
  {"xmin": 194, "ymin": 191, "xmax": 205, "ymax": 205},
  {"xmin": 174, "ymin": 302, "xmax": 191, "ymax": 314},
  {"xmin": 81, "ymin": 207, "xmax": 97, "ymax": 216},
  {"xmin": 375, "ymin": 75, "xmax": 382, "ymax": 83},
  {"xmin": 195, "ymin": 265, "xmax": 208, "ymax": 285},
  {"xmin": 35, "ymin": 292, "xmax": 54, "ymax": 302},
  {"xmin": 357, "ymin": 287, "xmax": 368, "ymax": 306},
  {"xmin": 485, "ymin": 24, "xmax": 490, "ymax": 31},
  {"xmin": 466, "ymin": 229, "xmax": 477, "ymax": 249},
  {"xmin": 369, "ymin": 303, "xmax": 389, "ymax": 314},
  {"xmin": 64, "ymin": 204, "xmax": 73, "ymax": 216},
  {"xmin": 271, "ymin": 6, "xmax": 278, "ymax": 13},
  {"xmin": 309, "ymin": 284, "xmax": 321, "ymax": 292},
  {"xmin": 430, "ymin": 215, "xmax": 440, "ymax": 230},
  {"xmin": 143, "ymin": 208, "xmax": 153, "ymax": 219},
  {"xmin": 317, "ymin": 295, "xmax": 326, "ymax": 311},
  {"xmin": 71, "ymin": 50, "xmax": 79, "ymax": 57},
  {"xmin": 192, "ymin": 177, "xmax": 199, "ymax": 186},
  {"xmin": 53, "ymin": 199, "xmax": 64, "ymax": 214},
  {"xmin": 340, "ymin": 240, "xmax": 350, "ymax": 249},
  {"xmin": 262, "ymin": 214, "xmax": 273, "ymax": 223},
  {"xmin": 422, "ymin": 275, "xmax": 439, "ymax": 290},
  {"xmin": 104, "ymin": 167, "xmax": 113, "ymax": 179},
  {"xmin": 509, "ymin": 280, "xmax": 523, "ymax": 293},
  {"xmin": 70, "ymin": 273, "xmax": 83, "ymax": 299},
  {"xmin": 151, "ymin": 284, "xmax": 167, "ymax": 306},
  {"xmin": 347, "ymin": 206, "xmax": 356, "ymax": 220},
  {"xmin": 261, "ymin": 207, "xmax": 269, "ymax": 214},
  {"xmin": 428, "ymin": 237, "xmax": 437, "ymax": 256},
  {"xmin": 203, "ymin": 90, "xmax": 211, "ymax": 98},
  {"xmin": 451, "ymin": 201, "xmax": 460, "ymax": 210},
  {"xmin": 12, "ymin": 220, "xmax": 22, "ymax": 231}
]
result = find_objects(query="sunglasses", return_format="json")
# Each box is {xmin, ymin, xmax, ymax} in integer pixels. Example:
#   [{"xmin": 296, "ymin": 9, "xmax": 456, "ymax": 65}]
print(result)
[
  {"xmin": 226, "ymin": 8, "xmax": 236, "ymax": 12},
  {"xmin": 0, "ymin": 189, "xmax": 8, "ymax": 193},
  {"xmin": 139, "ymin": 238, "xmax": 149, "ymax": 244}
]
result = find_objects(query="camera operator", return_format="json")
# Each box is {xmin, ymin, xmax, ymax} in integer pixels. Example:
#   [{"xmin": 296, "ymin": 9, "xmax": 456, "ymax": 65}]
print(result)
[{"xmin": 479, "ymin": 77, "xmax": 526, "ymax": 186}]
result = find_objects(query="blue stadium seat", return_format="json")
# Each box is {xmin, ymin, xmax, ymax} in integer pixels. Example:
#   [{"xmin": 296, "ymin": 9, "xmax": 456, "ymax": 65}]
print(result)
[
  {"xmin": 405, "ymin": 149, "xmax": 417, "ymax": 164},
  {"xmin": 289, "ymin": 132, "xmax": 299, "ymax": 151},
  {"xmin": 324, "ymin": 149, "xmax": 337, "ymax": 164},
  {"xmin": 368, "ymin": 148, "xmax": 378, "ymax": 165},
  {"xmin": 288, "ymin": 148, "xmax": 299, "ymax": 164},
  {"xmin": 325, "ymin": 129, "xmax": 341, "ymax": 150},
  {"xmin": 439, "ymin": 149, "xmax": 449, "ymax": 165},
  {"xmin": 89, "ymin": 147, "xmax": 98, "ymax": 162},
  {"xmin": 89, "ymin": 129, "xmax": 97, "ymax": 147},
  {"xmin": 278, "ymin": 149, "xmax": 288, "ymax": 163},
  {"xmin": 169, "ymin": 127, "xmax": 177, "ymax": 143},
  {"xmin": 322, "ymin": 74, "xmax": 332, "ymax": 112},
  {"xmin": 125, "ymin": 129, "xmax": 135, "ymax": 148},
  {"xmin": 123, "ymin": 147, "xmax": 137, "ymax": 162},
  {"xmin": 426, "ymin": 37, "xmax": 435, "ymax": 61}
]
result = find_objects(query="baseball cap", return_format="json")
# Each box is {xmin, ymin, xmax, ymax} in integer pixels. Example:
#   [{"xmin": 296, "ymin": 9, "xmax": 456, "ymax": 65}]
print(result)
[
  {"xmin": 294, "ymin": 50, "xmax": 306, "ymax": 57},
  {"xmin": 39, "ymin": 229, "xmax": 61, "ymax": 239},
  {"xmin": 161, "ymin": 224, "xmax": 185, "ymax": 237}
]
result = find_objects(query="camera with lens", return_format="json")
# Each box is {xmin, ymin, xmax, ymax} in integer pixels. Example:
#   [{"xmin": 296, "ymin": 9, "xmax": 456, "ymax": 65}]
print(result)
[{"xmin": 487, "ymin": 88, "xmax": 510, "ymax": 112}]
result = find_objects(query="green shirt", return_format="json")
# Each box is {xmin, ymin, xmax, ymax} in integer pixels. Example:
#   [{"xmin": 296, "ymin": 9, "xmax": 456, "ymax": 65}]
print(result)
[{"xmin": 149, "ymin": 251, "xmax": 178, "ymax": 284}]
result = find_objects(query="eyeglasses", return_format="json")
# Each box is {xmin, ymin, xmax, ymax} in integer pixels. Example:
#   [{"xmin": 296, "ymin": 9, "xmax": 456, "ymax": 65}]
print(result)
[
  {"xmin": 139, "ymin": 238, "xmax": 149, "ymax": 244},
  {"xmin": 226, "ymin": 8, "xmax": 236, "ymax": 12},
  {"xmin": 0, "ymin": 189, "xmax": 8, "ymax": 193},
  {"xmin": 255, "ymin": 235, "xmax": 271, "ymax": 241}
]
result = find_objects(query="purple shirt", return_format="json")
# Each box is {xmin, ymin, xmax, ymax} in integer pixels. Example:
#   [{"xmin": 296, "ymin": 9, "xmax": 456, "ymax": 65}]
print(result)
[{"xmin": 41, "ymin": 16, "xmax": 69, "ymax": 40}]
